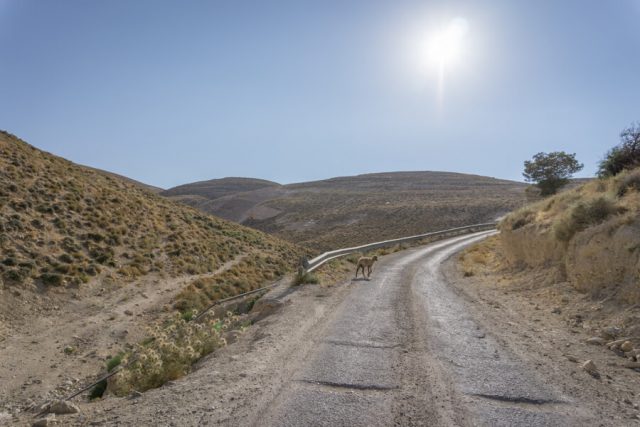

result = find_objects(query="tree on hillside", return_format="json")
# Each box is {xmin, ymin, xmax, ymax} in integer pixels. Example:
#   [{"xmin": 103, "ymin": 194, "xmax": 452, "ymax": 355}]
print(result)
[
  {"xmin": 523, "ymin": 151, "xmax": 583, "ymax": 196},
  {"xmin": 597, "ymin": 122, "xmax": 640, "ymax": 177}
]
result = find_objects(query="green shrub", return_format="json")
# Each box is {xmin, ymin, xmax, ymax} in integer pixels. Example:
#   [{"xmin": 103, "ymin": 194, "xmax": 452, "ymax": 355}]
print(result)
[
  {"xmin": 181, "ymin": 309, "xmax": 196, "ymax": 322},
  {"xmin": 40, "ymin": 273, "xmax": 65, "ymax": 286},
  {"xmin": 57, "ymin": 253, "xmax": 74, "ymax": 264},
  {"xmin": 89, "ymin": 380, "xmax": 107, "ymax": 400},
  {"xmin": 293, "ymin": 270, "xmax": 319, "ymax": 286},
  {"xmin": 2, "ymin": 257, "xmax": 16, "ymax": 266},
  {"xmin": 106, "ymin": 353, "xmax": 124, "ymax": 372},
  {"xmin": 598, "ymin": 123, "xmax": 640, "ymax": 177},
  {"xmin": 2, "ymin": 268, "xmax": 26, "ymax": 284}
]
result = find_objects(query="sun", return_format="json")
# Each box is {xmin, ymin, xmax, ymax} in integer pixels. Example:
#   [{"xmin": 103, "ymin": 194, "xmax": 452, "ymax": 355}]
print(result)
[{"xmin": 425, "ymin": 18, "xmax": 469, "ymax": 69}]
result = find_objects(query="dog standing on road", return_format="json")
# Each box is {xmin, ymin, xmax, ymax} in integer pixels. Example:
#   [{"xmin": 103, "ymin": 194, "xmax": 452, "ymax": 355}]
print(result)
[{"xmin": 355, "ymin": 255, "xmax": 378, "ymax": 279}]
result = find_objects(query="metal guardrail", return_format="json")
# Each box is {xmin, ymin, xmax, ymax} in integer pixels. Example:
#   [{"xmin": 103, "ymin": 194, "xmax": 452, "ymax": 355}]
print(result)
[{"xmin": 305, "ymin": 222, "xmax": 497, "ymax": 272}]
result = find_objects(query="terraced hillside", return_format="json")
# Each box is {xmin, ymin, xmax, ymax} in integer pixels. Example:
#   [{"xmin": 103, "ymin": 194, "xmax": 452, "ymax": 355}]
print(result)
[{"xmin": 165, "ymin": 171, "xmax": 528, "ymax": 251}]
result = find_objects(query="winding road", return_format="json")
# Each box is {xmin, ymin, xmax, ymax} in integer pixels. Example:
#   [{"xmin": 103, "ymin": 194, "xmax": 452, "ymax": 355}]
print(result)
[{"xmin": 257, "ymin": 231, "xmax": 592, "ymax": 426}]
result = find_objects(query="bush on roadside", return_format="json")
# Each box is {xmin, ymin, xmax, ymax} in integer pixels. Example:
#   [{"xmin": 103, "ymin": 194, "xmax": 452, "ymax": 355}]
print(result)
[
  {"xmin": 107, "ymin": 311, "xmax": 236, "ymax": 396},
  {"xmin": 292, "ymin": 270, "xmax": 319, "ymax": 286}
]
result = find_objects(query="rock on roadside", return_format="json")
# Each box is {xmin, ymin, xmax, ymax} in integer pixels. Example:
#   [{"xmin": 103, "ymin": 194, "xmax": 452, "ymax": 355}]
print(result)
[
  {"xmin": 581, "ymin": 360, "xmax": 600, "ymax": 378},
  {"xmin": 32, "ymin": 414, "xmax": 56, "ymax": 427},
  {"xmin": 43, "ymin": 400, "xmax": 80, "ymax": 415}
]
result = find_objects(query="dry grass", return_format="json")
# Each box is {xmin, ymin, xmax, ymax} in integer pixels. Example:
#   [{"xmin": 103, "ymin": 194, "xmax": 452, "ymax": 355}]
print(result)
[
  {"xmin": 491, "ymin": 167, "xmax": 640, "ymax": 305},
  {"xmin": 459, "ymin": 236, "xmax": 502, "ymax": 277},
  {"xmin": 0, "ymin": 131, "xmax": 304, "ymax": 296},
  {"xmin": 552, "ymin": 196, "xmax": 620, "ymax": 242},
  {"xmin": 174, "ymin": 254, "xmax": 293, "ymax": 312}
]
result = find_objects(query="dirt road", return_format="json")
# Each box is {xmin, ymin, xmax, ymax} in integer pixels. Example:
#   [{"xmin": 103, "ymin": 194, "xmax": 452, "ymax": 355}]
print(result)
[
  {"xmin": 259, "ymin": 231, "xmax": 590, "ymax": 426},
  {"xmin": 62, "ymin": 231, "xmax": 631, "ymax": 426}
]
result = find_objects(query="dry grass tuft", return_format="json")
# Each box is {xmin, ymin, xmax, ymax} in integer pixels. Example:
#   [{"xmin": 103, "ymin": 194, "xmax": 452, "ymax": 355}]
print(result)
[{"xmin": 553, "ymin": 196, "xmax": 619, "ymax": 242}]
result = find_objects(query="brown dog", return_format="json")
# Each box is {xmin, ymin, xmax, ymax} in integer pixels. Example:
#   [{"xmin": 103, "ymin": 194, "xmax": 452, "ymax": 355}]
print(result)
[{"xmin": 355, "ymin": 255, "xmax": 378, "ymax": 279}]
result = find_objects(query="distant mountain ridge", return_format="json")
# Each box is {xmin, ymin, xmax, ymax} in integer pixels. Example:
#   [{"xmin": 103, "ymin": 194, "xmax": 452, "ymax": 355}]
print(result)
[
  {"xmin": 161, "ymin": 177, "xmax": 280, "ymax": 199},
  {"xmin": 164, "ymin": 171, "xmax": 528, "ymax": 250}
]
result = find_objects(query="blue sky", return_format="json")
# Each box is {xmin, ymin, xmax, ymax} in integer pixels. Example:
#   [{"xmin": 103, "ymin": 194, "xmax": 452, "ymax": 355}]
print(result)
[{"xmin": 1, "ymin": 0, "xmax": 639, "ymax": 188}]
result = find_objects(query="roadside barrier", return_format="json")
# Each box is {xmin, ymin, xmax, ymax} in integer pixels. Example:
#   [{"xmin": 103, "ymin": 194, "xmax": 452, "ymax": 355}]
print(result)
[{"xmin": 305, "ymin": 222, "xmax": 497, "ymax": 272}]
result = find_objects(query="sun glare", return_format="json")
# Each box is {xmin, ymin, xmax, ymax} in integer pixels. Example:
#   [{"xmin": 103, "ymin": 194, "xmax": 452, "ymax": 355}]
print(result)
[
  {"xmin": 412, "ymin": 17, "xmax": 469, "ymax": 113},
  {"xmin": 426, "ymin": 18, "xmax": 469, "ymax": 69}
]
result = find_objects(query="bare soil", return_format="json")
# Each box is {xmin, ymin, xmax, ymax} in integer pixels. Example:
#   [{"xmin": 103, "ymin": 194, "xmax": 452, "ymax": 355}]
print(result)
[{"xmin": 0, "ymin": 256, "xmax": 248, "ymax": 425}]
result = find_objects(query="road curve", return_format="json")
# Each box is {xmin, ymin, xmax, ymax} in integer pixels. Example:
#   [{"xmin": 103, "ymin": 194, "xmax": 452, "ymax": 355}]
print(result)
[{"xmin": 257, "ymin": 231, "xmax": 594, "ymax": 426}]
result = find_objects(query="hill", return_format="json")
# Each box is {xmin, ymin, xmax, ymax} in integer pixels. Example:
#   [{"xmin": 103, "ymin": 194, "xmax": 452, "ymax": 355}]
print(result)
[
  {"xmin": 499, "ymin": 170, "xmax": 640, "ymax": 305},
  {"xmin": 165, "ymin": 171, "xmax": 528, "ymax": 251},
  {"xmin": 0, "ymin": 131, "xmax": 300, "ymax": 298},
  {"xmin": 0, "ymin": 130, "xmax": 303, "ymax": 410},
  {"xmin": 161, "ymin": 177, "xmax": 279, "ymax": 199},
  {"xmin": 459, "ymin": 168, "xmax": 640, "ymax": 348}
]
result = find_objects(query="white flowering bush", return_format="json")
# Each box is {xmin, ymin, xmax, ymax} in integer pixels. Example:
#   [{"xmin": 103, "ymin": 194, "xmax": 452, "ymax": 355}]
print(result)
[{"xmin": 108, "ymin": 310, "xmax": 238, "ymax": 396}]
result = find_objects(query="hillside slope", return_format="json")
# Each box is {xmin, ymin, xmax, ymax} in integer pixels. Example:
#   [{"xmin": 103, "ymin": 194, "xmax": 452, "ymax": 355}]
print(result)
[
  {"xmin": 166, "ymin": 171, "xmax": 527, "ymax": 251},
  {"xmin": 0, "ymin": 131, "xmax": 300, "ymax": 298},
  {"xmin": 452, "ymin": 170, "xmax": 640, "ymax": 399},
  {"xmin": 85, "ymin": 166, "xmax": 164, "ymax": 193},
  {"xmin": 498, "ymin": 170, "xmax": 640, "ymax": 304},
  {"xmin": 0, "ymin": 131, "xmax": 304, "ymax": 413},
  {"xmin": 459, "ymin": 169, "xmax": 640, "ymax": 345}
]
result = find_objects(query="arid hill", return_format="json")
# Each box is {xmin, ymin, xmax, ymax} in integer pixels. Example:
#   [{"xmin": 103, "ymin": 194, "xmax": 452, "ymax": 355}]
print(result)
[
  {"xmin": 161, "ymin": 177, "xmax": 279, "ymax": 199},
  {"xmin": 165, "ymin": 171, "xmax": 528, "ymax": 251},
  {"xmin": 0, "ymin": 130, "xmax": 304, "ymax": 412},
  {"xmin": 85, "ymin": 166, "xmax": 164, "ymax": 194},
  {"xmin": 499, "ymin": 169, "xmax": 640, "ymax": 305},
  {"xmin": 0, "ymin": 131, "xmax": 300, "ymax": 299}
]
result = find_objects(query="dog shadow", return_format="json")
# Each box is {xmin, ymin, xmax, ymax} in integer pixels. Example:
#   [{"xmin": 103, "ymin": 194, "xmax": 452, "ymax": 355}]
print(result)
[{"xmin": 351, "ymin": 277, "xmax": 371, "ymax": 282}]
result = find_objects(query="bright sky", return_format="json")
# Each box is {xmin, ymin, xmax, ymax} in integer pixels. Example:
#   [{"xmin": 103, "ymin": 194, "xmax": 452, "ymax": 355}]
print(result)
[{"xmin": 1, "ymin": 0, "xmax": 639, "ymax": 188}]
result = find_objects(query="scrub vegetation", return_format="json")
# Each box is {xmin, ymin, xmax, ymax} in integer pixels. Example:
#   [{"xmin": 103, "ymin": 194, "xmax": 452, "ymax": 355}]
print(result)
[
  {"xmin": 0, "ymin": 130, "xmax": 303, "ymax": 295},
  {"xmin": 466, "ymin": 166, "xmax": 640, "ymax": 306}
]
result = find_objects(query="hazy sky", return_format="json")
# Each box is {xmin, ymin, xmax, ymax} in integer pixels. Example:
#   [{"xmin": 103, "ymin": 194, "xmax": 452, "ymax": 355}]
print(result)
[{"xmin": 1, "ymin": 1, "xmax": 639, "ymax": 188}]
